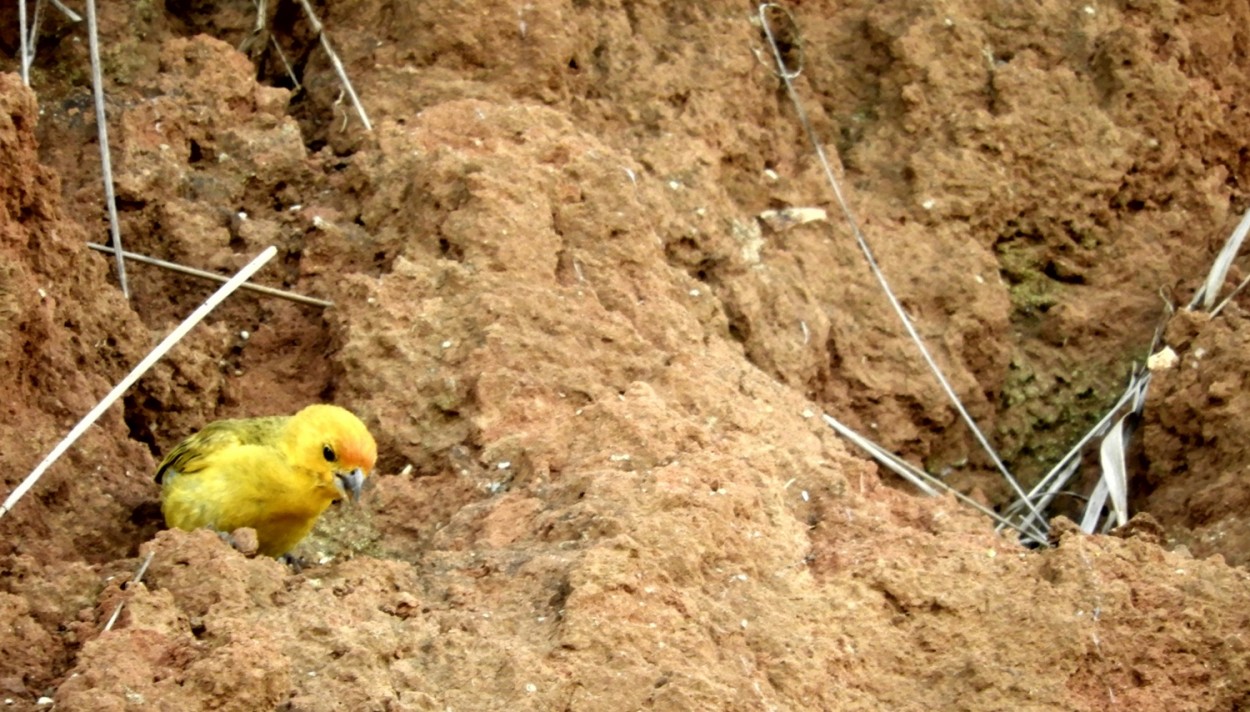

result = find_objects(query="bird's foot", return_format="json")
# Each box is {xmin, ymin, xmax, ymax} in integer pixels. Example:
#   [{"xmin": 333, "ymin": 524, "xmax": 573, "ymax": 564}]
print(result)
[{"xmin": 279, "ymin": 553, "xmax": 308, "ymax": 573}]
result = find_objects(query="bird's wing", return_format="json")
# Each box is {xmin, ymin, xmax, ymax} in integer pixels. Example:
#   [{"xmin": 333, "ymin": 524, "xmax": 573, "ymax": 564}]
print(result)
[{"xmin": 155, "ymin": 415, "xmax": 286, "ymax": 484}]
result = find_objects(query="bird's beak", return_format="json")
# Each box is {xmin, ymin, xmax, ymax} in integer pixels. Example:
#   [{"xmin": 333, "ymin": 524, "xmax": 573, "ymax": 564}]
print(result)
[{"xmin": 334, "ymin": 468, "xmax": 366, "ymax": 503}]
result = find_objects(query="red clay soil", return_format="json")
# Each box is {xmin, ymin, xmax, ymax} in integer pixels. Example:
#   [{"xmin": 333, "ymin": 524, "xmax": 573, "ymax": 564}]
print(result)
[{"xmin": 2, "ymin": 0, "xmax": 1250, "ymax": 709}]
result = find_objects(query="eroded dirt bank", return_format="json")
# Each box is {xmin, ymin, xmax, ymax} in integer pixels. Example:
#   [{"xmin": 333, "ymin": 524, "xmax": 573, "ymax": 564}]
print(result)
[{"xmin": 2, "ymin": 0, "xmax": 1250, "ymax": 709}]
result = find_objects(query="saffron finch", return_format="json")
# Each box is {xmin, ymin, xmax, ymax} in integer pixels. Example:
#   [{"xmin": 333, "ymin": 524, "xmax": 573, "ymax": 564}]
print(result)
[{"xmin": 155, "ymin": 404, "xmax": 378, "ymax": 557}]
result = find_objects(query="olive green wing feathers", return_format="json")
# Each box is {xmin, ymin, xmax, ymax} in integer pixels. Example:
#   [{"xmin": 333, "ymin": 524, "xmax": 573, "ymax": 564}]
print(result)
[{"xmin": 154, "ymin": 415, "xmax": 287, "ymax": 484}]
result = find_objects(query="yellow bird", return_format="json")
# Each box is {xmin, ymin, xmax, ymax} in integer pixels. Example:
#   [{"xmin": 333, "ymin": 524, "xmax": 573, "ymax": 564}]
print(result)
[{"xmin": 155, "ymin": 404, "xmax": 378, "ymax": 557}]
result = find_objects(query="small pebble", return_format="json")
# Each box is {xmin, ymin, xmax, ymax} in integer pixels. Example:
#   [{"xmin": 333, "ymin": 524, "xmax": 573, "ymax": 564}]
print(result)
[{"xmin": 228, "ymin": 527, "xmax": 260, "ymax": 557}]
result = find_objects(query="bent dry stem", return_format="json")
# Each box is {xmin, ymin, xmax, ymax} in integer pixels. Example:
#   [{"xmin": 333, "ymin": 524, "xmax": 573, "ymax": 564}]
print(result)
[
  {"xmin": 88, "ymin": 243, "xmax": 333, "ymax": 308},
  {"xmin": 757, "ymin": 3, "xmax": 1045, "ymax": 528}
]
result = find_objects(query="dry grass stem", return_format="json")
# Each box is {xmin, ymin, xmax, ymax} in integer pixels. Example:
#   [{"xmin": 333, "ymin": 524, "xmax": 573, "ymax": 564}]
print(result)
[
  {"xmin": 101, "ymin": 550, "xmax": 156, "ymax": 633},
  {"xmin": 1003, "ymin": 373, "xmax": 1150, "ymax": 534},
  {"xmin": 758, "ymin": 3, "xmax": 1043, "ymax": 526},
  {"xmin": 270, "ymin": 35, "xmax": 301, "ymax": 90},
  {"xmin": 823, "ymin": 414, "xmax": 1050, "ymax": 545},
  {"xmin": 1192, "ymin": 208, "xmax": 1250, "ymax": 311},
  {"xmin": 0, "ymin": 246, "xmax": 278, "ymax": 521},
  {"xmin": 18, "ymin": 0, "xmax": 31, "ymax": 85},
  {"xmin": 49, "ymin": 0, "xmax": 80, "ymax": 21},
  {"xmin": 87, "ymin": 243, "xmax": 332, "ymax": 308},
  {"xmin": 1210, "ymin": 272, "xmax": 1250, "ymax": 318},
  {"xmin": 297, "ymin": 0, "xmax": 372, "ymax": 131},
  {"xmin": 85, "ymin": 0, "xmax": 130, "ymax": 299}
]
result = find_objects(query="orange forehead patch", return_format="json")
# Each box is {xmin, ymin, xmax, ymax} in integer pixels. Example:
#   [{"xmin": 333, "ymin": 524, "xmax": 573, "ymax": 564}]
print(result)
[{"xmin": 335, "ymin": 434, "xmax": 378, "ymax": 471}]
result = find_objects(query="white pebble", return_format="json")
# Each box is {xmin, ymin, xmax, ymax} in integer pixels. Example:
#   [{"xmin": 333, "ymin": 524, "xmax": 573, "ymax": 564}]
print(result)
[{"xmin": 1147, "ymin": 346, "xmax": 1178, "ymax": 372}]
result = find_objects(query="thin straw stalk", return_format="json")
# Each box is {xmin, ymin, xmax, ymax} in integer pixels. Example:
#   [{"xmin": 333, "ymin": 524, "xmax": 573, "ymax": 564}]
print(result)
[{"xmin": 0, "ymin": 246, "xmax": 278, "ymax": 521}]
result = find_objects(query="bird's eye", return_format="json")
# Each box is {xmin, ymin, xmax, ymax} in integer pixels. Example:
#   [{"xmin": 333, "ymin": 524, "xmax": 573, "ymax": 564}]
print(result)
[{"xmin": 323, "ymin": 445, "xmax": 336, "ymax": 462}]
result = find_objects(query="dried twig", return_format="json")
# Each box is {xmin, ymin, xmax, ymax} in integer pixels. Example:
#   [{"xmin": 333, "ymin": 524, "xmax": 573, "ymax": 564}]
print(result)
[
  {"xmin": 823, "ymin": 414, "xmax": 1050, "ymax": 545},
  {"xmin": 334, "ymin": 88, "xmax": 348, "ymax": 132},
  {"xmin": 1210, "ymin": 272, "xmax": 1250, "ymax": 318},
  {"xmin": 1003, "ymin": 372, "xmax": 1149, "ymax": 534},
  {"xmin": 18, "ymin": 0, "xmax": 30, "ymax": 85},
  {"xmin": 269, "ymin": 35, "xmax": 302, "ymax": 91},
  {"xmin": 87, "ymin": 243, "xmax": 333, "ymax": 308},
  {"xmin": 0, "ymin": 246, "xmax": 278, "ymax": 521},
  {"xmin": 49, "ymin": 0, "xmax": 80, "ymax": 21},
  {"xmin": 27, "ymin": 0, "xmax": 44, "ymax": 74},
  {"xmin": 253, "ymin": 0, "xmax": 267, "ymax": 35},
  {"xmin": 296, "ymin": 0, "xmax": 372, "ymax": 132},
  {"xmin": 758, "ymin": 3, "xmax": 1044, "ymax": 526},
  {"xmin": 102, "ymin": 550, "xmax": 155, "ymax": 633},
  {"xmin": 239, "ymin": 0, "xmax": 268, "ymax": 55},
  {"xmin": 1191, "ymin": 208, "xmax": 1250, "ymax": 311},
  {"xmin": 823, "ymin": 413, "xmax": 939, "ymax": 498},
  {"xmin": 85, "ymin": 0, "xmax": 130, "ymax": 299},
  {"xmin": 1089, "ymin": 410, "xmax": 1131, "ymax": 530}
]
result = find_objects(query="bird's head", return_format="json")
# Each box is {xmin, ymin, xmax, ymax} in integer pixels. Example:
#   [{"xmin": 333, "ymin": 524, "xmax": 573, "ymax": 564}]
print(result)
[{"xmin": 283, "ymin": 404, "xmax": 378, "ymax": 503}]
